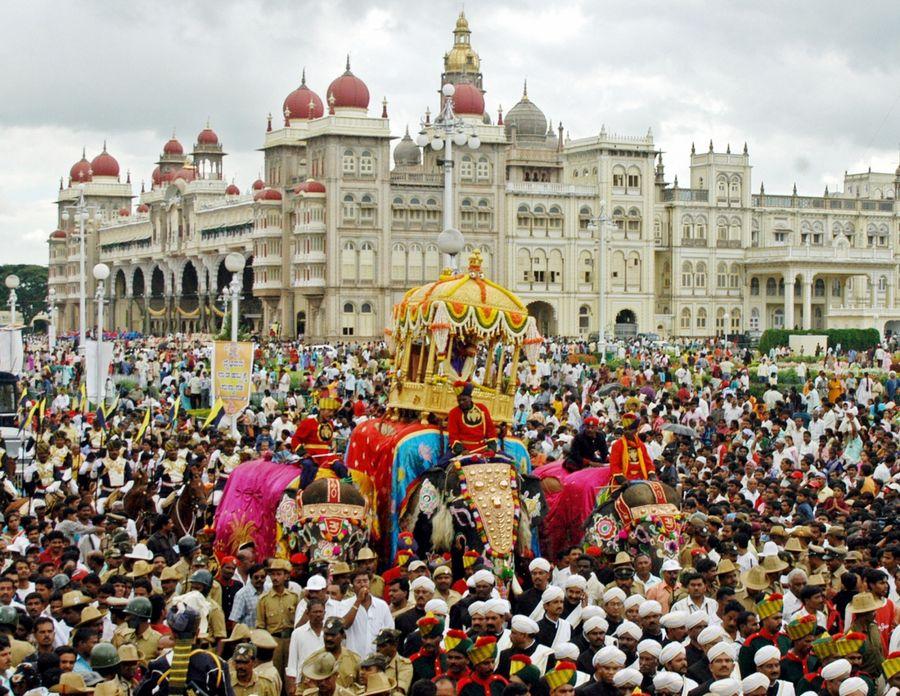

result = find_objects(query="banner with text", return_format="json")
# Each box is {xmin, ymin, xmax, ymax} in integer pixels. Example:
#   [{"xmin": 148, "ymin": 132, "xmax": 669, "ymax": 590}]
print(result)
[
  {"xmin": 212, "ymin": 341, "xmax": 254, "ymax": 416},
  {"xmin": 84, "ymin": 340, "xmax": 114, "ymax": 406},
  {"xmin": 0, "ymin": 328, "xmax": 23, "ymax": 375}
]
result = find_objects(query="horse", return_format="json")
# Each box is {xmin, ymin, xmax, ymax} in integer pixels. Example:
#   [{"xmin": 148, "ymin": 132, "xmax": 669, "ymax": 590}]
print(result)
[
  {"xmin": 169, "ymin": 461, "xmax": 209, "ymax": 538},
  {"xmin": 123, "ymin": 466, "xmax": 157, "ymax": 537}
]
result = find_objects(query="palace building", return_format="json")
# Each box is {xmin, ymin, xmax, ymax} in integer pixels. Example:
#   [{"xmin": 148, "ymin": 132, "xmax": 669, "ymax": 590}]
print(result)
[{"xmin": 47, "ymin": 13, "xmax": 900, "ymax": 340}]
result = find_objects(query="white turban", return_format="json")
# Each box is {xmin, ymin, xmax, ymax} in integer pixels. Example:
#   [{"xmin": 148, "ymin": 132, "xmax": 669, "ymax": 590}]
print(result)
[
  {"xmin": 839, "ymin": 677, "xmax": 868, "ymax": 696},
  {"xmin": 660, "ymin": 611, "xmax": 689, "ymax": 629},
  {"xmin": 529, "ymin": 558, "xmax": 552, "ymax": 573},
  {"xmin": 623, "ymin": 594, "xmax": 644, "ymax": 610},
  {"xmin": 659, "ymin": 642, "xmax": 685, "ymax": 666},
  {"xmin": 754, "ymin": 645, "xmax": 781, "ymax": 666},
  {"xmin": 484, "ymin": 599, "xmax": 510, "ymax": 616},
  {"xmin": 638, "ymin": 600, "xmax": 663, "ymax": 618},
  {"xmin": 822, "ymin": 659, "xmax": 852, "ymax": 681},
  {"xmin": 581, "ymin": 606, "xmax": 606, "ymax": 621},
  {"xmin": 709, "ymin": 678, "xmax": 742, "ymax": 696},
  {"xmin": 654, "ymin": 671, "xmax": 684, "ymax": 694},
  {"xmin": 468, "ymin": 601, "xmax": 486, "ymax": 617},
  {"xmin": 637, "ymin": 639, "xmax": 662, "ymax": 658},
  {"xmin": 707, "ymin": 642, "xmax": 735, "ymax": 662},
  {"xmin": 565, "ymin": 575, "xmax": 587, "ymax": 590},
  {"xmin": 685, "ymin": 612, "xmax": 709, "ymax": 630},
  {"xmin": 742, "ymin": 674, "xmax": 770, "ymax": 694},
  {"xmin": 555, "ymin": 642, "xmax": 579, "ymax": 661},
  {"xmin": 603, "ymin": 588, "xmax": 626, "ymax": 604},
  {"xmin": 471, "ymin": 569, "xmax": 495, "ymax": 585},
  {"xmin": 582, "ymin": 616, "xmax": 609, "ymax": 635},
  {"xmin": 613, "ymin": 668, "xmax": 643, "ymax": 688},
  {"xmin": 593, "ymin": 646, "xmax": 627, "ymax": 667},
  {"xmin": 698, "ymin": 625, "xmax": 725, "ymax": 647},
  {"xmin": 410, "ymin": 577, "xmax": 435, "ymax": 593},
  {"xmin": 424, "ymin": 599, "xmax": 448, "ymax": 615},
  {"xmin": 542, "ymin": 586, "xmax": 564, "ymax": 604},
  {"xmin": 614, "ymin": 620, "xmax": 642, "ymax": 640},
  {"xmin": 661, "ymin": 559, "xmax": 682, "ymax": 572},
  {"xmin": 511, "ymin": 615, "xmax": 539, "ymax": 634}
]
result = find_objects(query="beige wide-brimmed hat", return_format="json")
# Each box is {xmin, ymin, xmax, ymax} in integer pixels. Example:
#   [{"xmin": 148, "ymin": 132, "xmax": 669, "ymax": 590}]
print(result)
[{"xmin": 848, "ymin": 592, "xmax": 885, "ymax": 614}]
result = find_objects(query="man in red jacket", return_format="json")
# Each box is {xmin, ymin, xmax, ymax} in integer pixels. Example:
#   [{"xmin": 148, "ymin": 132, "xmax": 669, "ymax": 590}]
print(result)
[
  {"xmin": 447, "ymin": 383, "xmax": 497, "ymax": 457},
  {"xmin": 608, "ymin": 413, "xmax": 656, "ymax": 484}
]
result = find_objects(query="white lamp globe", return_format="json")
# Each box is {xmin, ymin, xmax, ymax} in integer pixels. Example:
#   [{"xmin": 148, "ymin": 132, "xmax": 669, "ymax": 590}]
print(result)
[
  {"xmin": 468, "ymin": 136, "xmax": 481, "ymax": 149},
  {"xmin": 415, "ymin": 131, "xmax": 429, "ymax": 147},
  {"xmin": 224, "ymin": 252, "xmax": 245, "ymax": 273},
  {"xmin": 92, "ymin": 263, "xmax": 110, "ymax": 281},
  {"xmin": 452, "ymin": 132, "xmax": 468, "ymax": 146},
  {"xmin": 441, "ymin": 83, "xmax": 456, "ymax": 97},
  {"xmin": 430, "ymin": 138, "xmax": 444, "ymax": 151},
  {"xmin": 4, "ymin": 275, "xmax": 19, "ymax": 290},
  {"xmin": 437, "ymin": 227, "xmax": 465, "ymax": 257}
]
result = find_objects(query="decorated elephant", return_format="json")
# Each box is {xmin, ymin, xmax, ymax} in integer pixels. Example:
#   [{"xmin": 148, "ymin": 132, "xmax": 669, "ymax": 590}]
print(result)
[
  {"xmin": 399, "ymin": 452, "xmax": 545, "ymax": 575},
  {"xmin": 582, "ymin": 480, "xmax": 682, "ymax": 571}
]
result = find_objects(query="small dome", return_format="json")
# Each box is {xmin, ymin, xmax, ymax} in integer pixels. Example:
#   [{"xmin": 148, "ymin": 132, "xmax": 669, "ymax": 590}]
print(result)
[
  {"xmin": 151, "ymin": 166, "xmax": 161, "ymax": 186},
  {"xmin": 137, "ymin": 203, "xmax": 150, "ymax": 213},
  {"xmin": 69, "ymin": 150, "xmax": 93, "ymax": 183},
  {"xmin": 172, "ymin": 167, "xmax": 196, "ymax": 182},
  {"xmin": 504, "ymin": 82, "xmax": 548, "ymax": 144},
  {"xmin": 163, "ymin": 137, "xmax": 184, "ymax": 155},
  {"xmin": 197, "ymin": 125, "xmax": 219, "ymax": 145},
  {"xmin": 226, "ymin": 182, "xmax": 240, "ymax": 195},
  {"xmin": 252, "ymin": 178, "xmax": 265, "ymax": 191},
  {"xmin": 118, "ymin": 207, "xmax": 130, "ymax": 217},
  {"xmin": 327, "ymin": 57, "xmax": 369, "ymax": 110},
  {"xmin": 294, "ymin": 178, "xmax": 326, "ymax": 194},
  {"xmin": 393, "ymin": 128, "xmax": 421, "ymax": 167},
  {"xmin": 254, "ymin": 187, "xmax": 283, "ymax": 201},
  {"xmin": 452, "ymin": 82, "xmax": 484, "ymax": 116},
  {"xmin": 284, "ymin": 69, "xmax": 325, "ymax": 120},
  {"xmin": 91, "ymin": 144, "xmax": 120, "ymax": 178},
  {"xmin": 160, "ymin": 168, "xmax": 176, "ymax": 183},
  {"xmin": 50, "ymin": 229, "xmax": 67, "ymax": 240}
]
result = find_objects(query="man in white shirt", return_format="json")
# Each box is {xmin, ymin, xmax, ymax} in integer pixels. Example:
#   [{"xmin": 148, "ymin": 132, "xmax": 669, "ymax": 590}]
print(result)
[
  {"xmin": 671, "ymin": 572, "xmax": 719, "ymax": 623},
  {"xmin": 286, "ymin": 597, "xmax": 326, "ymax": 695},
  {"xmin": 330, "ymin": 569, "xmax": 394, "ymax": 657}
]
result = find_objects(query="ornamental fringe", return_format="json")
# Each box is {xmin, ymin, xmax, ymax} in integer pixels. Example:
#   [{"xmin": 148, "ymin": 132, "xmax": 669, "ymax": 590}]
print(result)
[
  {"xmin": 394, "ymin": 299, "xmax": 530, "ymax": 344},
  {"xmin": 177, "ymin": 307, "xmax": 200, "ymax": 318},
  {"xmin": 147, "ymin": 306, "xmax": 166, "ymax": 317}
]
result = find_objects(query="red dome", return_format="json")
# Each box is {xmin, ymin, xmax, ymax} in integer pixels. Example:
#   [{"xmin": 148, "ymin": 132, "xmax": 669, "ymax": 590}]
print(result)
[
  {"xmin": 163, "ymin": 137, "xmax": 184, "ymax": 155},
  {"xmin": 137, "ymin": 203, "xmax": 150, "ymax": 213},
  {"xmin": 284, "ymin": 70, "xmax": 324, "ymax": 120},
  {"xmin": 452, "ymin": 82, "xmax": 484, "ymax": 116},
  {"xmin": 69, "ymin": 152, "xmax": 92, "ymax": 183},
  {"xmin": 151, "ymin": 166, "xmax": 161, "ymax": 186},
  {"xmin": 294, "ymin": 179, "xmax": 326, "ymax": 194},
  {"xmin": 328, "ymin": 58, "xmax": 369, "ymax": 110},
  {"xmin": 118, "ymin": 207, "xmax": 130, "ymax": 216},
  {"xmin": 172, "ymin": 168, "xmax": 197, "ymax": 182},
  {"xmin": 252, "ymin": 178, "xmax": 265, "ymax": 191},
  {"xmin": 160, "ymin": 169, "xmax": 176, "ymax": 183},
  {"xmin": 226, "ymin": 183, "xmax": 240, "ymax": 195},
  {"xmin": 50, "ymin": 229, "xmax": 67, "ymax": 240},
  {"xmin": 197, "ymin": 127, "xmax": 219, "ymax": 145},
  {"xmin": 254, "ymin": 188, "xmax": 283, "ymax": 201},
  {"xmin": 90, "ymin": 145, "xmax": 119, "ymax": 178}
]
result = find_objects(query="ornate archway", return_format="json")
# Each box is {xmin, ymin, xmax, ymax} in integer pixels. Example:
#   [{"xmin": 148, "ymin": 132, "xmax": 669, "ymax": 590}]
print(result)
[
  {"xmin": 614, "ymin": 309, "xmax": 637, "ymax": 338},
  {"xmin": 527, "ymin": 301, "xmax": 557, "ymax": 337}
]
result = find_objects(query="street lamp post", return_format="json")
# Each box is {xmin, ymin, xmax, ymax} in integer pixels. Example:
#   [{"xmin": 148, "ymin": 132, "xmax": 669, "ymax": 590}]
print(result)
[
  {"xmin": 415, "ymin": 83, "xmax": 481, "ymax": 269},
  {"xmin": 47, "ymin": 288, "xmax": 57, "ymax": 350},
  {"xmin": 5, "ymin": 275, "xmax": 19, "ymax": 326},
  {"xmin": 62, "ymin": 185, "xmax": 99, "ymax": 354},
  {"xmin": 587, "ymin": 208, "xmax": 613, "ymax": 362},
  {"xmin": 93, "ymin": 263, "xmax": 109, "ymax": 409},
  {"xmin": 223, "ymin": 253, "xmax": 244, "ymax": 342}
]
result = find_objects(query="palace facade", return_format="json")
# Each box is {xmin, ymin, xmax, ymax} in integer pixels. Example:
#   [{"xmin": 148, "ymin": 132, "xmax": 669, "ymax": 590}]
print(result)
[{"xmin": 47, "ymin": 14, "xmax": 900, "ymax": 340}]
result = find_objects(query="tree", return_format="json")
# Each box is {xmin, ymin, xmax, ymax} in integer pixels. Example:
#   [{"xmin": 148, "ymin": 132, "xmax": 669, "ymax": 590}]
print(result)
[{"xmin": 0, "ymin": 265, "xmax": 48, "ymax": 325}]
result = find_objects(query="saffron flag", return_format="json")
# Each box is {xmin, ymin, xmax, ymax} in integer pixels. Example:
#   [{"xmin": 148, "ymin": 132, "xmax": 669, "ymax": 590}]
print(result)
[
  {"xmin": 135, "ymin": 408, "xmax": 151, "ymax": 442},
  {"xmin": 201, "ymin": 399, "xmax": 225, "ymax": 430}
]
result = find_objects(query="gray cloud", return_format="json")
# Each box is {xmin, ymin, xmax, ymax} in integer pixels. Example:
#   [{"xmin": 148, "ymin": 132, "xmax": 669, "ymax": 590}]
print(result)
[{"xmin": 1, "ymin": 0, "xmax": 898, "ymax": 263}]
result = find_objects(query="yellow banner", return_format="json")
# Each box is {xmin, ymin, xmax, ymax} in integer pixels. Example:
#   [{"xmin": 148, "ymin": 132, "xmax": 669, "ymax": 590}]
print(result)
[{"xmin": 212, "ymin": 341, "xmax": 254, "ymax": 416}]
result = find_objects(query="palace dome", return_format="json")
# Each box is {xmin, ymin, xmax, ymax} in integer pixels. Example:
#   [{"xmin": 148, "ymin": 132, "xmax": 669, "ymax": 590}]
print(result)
[
  {"xmin": 91, "ymin": 145, "xmax": 120, "ymax": 178},
  {"xmin": 504, "ymin": 83, "xmax": 547, "ymax": 143},
  {"xmin": 254, "ymin": 187, "xmax": 282, "ymax": 201},
  {"xmin": 197, "ymin": 126, "xmax": 219, "ymax": 145},
  {"xmin": 393, "ymin": 128, "xmax": 421, "ymax": 167},
  {"xmin": 50, "ymin": 229, "xmax": 67, "ymax": 240},
  {"xmin": 69, "ymin": 151, "xmax": 92, "ymax": 183},
  {"xmin": 284, "ymin": 70, "xmax": 324, "ymax": 120},
  {"xmin": 294, "ymin": 179, "xmax": 326, "ymax": 194},
  {"xmin": 452, "ymin": 82, "xmax": 484, "ymax": 116},
  {"xmin": 327, "ymin": 57, "xmax": 369, "ymax": 110},
  {"xmin": 226, "ymin": 182, "xmax": 240, "ymax": 195},
  {"xmin": 137, "ymin": 203, "xmax": 150, "ymax": 213},
  {"xmin": 252, "ymin": 178, "xmax": 265, "ymax": 191},
  {"xmin": 163, "ymin": 137, "xmax": 184, "ymax": 155}
]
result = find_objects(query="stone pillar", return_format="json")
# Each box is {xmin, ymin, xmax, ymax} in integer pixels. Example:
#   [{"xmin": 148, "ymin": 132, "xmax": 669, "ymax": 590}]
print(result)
[
  {"xmin": 802, "ymin": 276, "xmax": 813, "ymax": 330},
  {"xmin": 784, "ymin": 273, "xmax": 796, "ymax": 329},
  {"xmin": 125, "ymin": 295, "xmax": 133, "ymax": 331},
  {"xmin": 888, "ymin": 281, "xmax": 895, "ymax": 309}
]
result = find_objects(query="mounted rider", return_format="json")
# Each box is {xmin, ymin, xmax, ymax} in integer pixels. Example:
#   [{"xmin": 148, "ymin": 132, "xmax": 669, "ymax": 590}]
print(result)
[
  {"xmin": 447, "ymin": 382, "xmax": 498, "ymax": 459},
  {"xmin": 291, "ymin": 388, "xmax": 347, "ymax": 486},
  {"xmin": 608, "ymin": 412, "xmax": 656, "ymax": 486},
  {"xmin": 209, "ymin": 435, "xmax": 240, "ymax": 507},
  {"xmin": 95, "ymin": 437, "xmax": 134, "ymax": 514},
  {"xmin": 24, "ymin": 441, "xmax": 70, "ymax": 512},
  {"xmin": 155, "ymin": 439, "xmax": 188, "ymax": 512}
]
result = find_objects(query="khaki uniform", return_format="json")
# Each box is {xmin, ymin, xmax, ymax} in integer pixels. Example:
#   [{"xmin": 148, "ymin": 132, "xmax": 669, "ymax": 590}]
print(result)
[
  {"xmin": 734, "ymin": 589, "xmax": 763, "ymax": 613},
  {"xmin": 232, "ymin": 672, "xmax": 279, "ymax": 696},
  {"xmin": 254, "ymin": 663, "xmax": 282, "ymax": 695},
  {"xmin": 206, "ymin": 605, "xmax": 227, "ymax": 642},
  {"xmin": 256, "ymin": 589, "xmax": 299, "ymax": 676},
  {"xmin": 387, "ymin": 653, "xmax": 413, "ymax": 695},
  {"xmin": 10, "ymin": 637, "xmax": 34, "ymax": 666},
  {"xmin": 830, "ymin": 564, "xmax": 847, "ymax": 592},
  {"xmin": 679, "ymin": 542, "xmax": 704, "ymax": 568},
  {"xmin": 96, "ymin": 676, "xmax": 130, "ymax": 696},
  {"xmin": 209, "ymin": 579, "xmax": 223, "ymax": 609},
  {"xmin": 603, "ymin": 579, "xmax": 646, "ymax": 597},
  {"xmin": 437, "ymin": 589, "xmax": 462, "ymax": 608},
  {"xmin": 304, "ymin": 648, "xmax": 361, "ymax": 691},
  {"xmin": 370, "ymin": 575, "xmax": 385, "ymax": 599},
  {"xmin": 172, "ymin": 558, "xmax": 191, "ymax": 582},
  {"xmin": 111, "ymin": 624, "xmax": 163, "ymax": 663}
]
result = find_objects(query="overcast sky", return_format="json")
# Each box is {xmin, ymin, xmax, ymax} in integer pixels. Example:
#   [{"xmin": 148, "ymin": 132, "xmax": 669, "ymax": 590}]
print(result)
[{"xmin": 2, "ymin": 0, "xmax": 899, "ymax": 265}]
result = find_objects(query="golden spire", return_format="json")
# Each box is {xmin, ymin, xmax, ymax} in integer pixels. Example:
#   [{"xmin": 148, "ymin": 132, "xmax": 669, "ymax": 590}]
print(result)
[{"xmin": 444, "ymin": 10, "xmax": 480, "ymax": 75}]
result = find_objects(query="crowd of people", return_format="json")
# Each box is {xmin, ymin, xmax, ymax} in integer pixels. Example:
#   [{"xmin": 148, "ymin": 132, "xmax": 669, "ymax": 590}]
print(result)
[{"xmin": 2, "ymin": 332, "xmax": 900, "ymax": 696}]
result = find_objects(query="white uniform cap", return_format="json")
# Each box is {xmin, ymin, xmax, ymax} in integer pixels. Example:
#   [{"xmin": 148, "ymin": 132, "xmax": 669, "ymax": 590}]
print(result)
[
  {"xmin": 685, "ymin": 612, "xmax": 709, "ymax": 630},
  {"xmin": 623, "ymin": 594, "xmax": 644, "ymax": 610},
  {"xmin": 653, "ymin": 671, "xmax": 684, "ymax": 694},
  {"xmin": 603, "ymin": 587, "xmax": 627, "ymax": 604},
  {"xmin": 529, "ymin": 558, "xmax": 552, "ymax": 573},
  {"xmin": 542, "ymin": 586, "xmax": 564, "ymax": 604},
  {"xmin": 555, "ymin": 642, "xmax": 579, "ymax": 661},
  {"xmin": 698, "ymin": 625, "xmax": 725, "ymax": 646},
  {"xmin": 706, "ymin": 642, "xmax": 735, "ymax": 661},
  {"xmin": 709, "ymin": 678, "xmax": 742, "ymax": 696},
  {"xmin": 593, "ymin": 646, "xmax": 627, "ymax": 667},
  {"xmin": 614, "ymin": 620, "xmax": 642, "ymax": 640},
  {"xmin": 613, "ymin": 668, "xmax": 643, "ymax": 688},
  {"xmin": 742, "ymin": 674, "xmax": 770, "ymax": 694},
  {"xmin": 424, "ymin": 599, "xmax": 448, "ymax": 615},
  {"xmin": 754, "ymin": 645, "xmax": 781, "ymax": 666},
  {"xmin": 660, "ymin": 611, "xmax": 689, "ymax": 629},
  {"xmin": 410, "ymin": 577, "xmax": 436, "ymax": 593},
  {"xmin": 637, "ymin": 639, "xmax": 662, "ymax": 658},
  {"xmin": 839, "ymin": 677, "xmax": 869, "ymax": 696},
  {"xmin": 484, "ymin": 599, "xmax": 510, "ymax": 616},
  {"xmin": 306, "ymin": 575, "xmax": 327, "ymax": 591},
  {"xmin": 659, "ymin": 642, "xmax": 686, "ymax": 666},
  {"xmin": 468, "ymin": 601, "xmax": 486, "ymax": 617},
  {"xmin": 822, "ymin": 659, "xmax": 852, "ymax": 681},
  {"xmin": 582, "ymin": 616, "xmax": 609, "ymax": 635},
  {"xmin": 471, "ymin": 569, "xmax": 495, "ymax": 585},
  {"xmin": 581, "ymin": 606, "xmax": 606, "ymax": 621},
  {"xmin": 565, "ymin": 575, "xmax": 587, "ymax": 590},
  {"xmin": 661, "ymin": 559, "xmax": 682, "ymax": 573},
  {"xmin": 638, "ymin": 600, "xmax": 663, "ymax": 618},
  {"xmin": 511, "ymin": 615, "xmax": 539, "ymax": 634},
  {"xmin": 759, "ymin": 541, "xmax": 780, "ymax": 558}
]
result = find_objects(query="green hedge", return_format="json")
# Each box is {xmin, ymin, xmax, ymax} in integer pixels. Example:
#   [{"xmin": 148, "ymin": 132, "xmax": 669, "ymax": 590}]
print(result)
[{"xmin": 758, "ymin": 329, "xmax": 880, "ymax": 355}]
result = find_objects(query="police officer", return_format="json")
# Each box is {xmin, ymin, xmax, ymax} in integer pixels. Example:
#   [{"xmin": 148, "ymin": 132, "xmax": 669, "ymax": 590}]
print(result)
[
  {"xmin": 91, "ymin": 643, "xmax": 132, "ymax": 696},
  {"xmin": 0, "ymin": 606, "xmax": 35, "ymax": 666},
  {"xmin": 112, "ymin": 597, "xmax": 162, "ymax": 665}
]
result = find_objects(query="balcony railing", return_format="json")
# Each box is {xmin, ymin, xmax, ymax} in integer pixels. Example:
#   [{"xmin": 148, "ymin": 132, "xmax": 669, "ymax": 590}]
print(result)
[
  {"xmin": 662, "ymin": 188, "xmax": 709, "ymax": 203},
  {"xmin": 682, "ymin": 238, "xmax": 708, "ymax": 247},
  {"xmin": 505, "ymin": 182, "xmax": 598, "ymax": 196},
  {"xmin": 200, "ymin": 223, "xmax": 253, "ymax": 240},
  {"xmin": 99, "ymin": 238, "xmax": 152, "ymax": 254},
  {"xmin": 389, "ymin": 172, "xmax": 443, "ymax": 186},
  {"xmin": 716, "ymin": 239, "xmax": 742, "ymax": 249},
  {"xmin": 751, "ymin": 195, "xmax": 895, "ymax": 212}
]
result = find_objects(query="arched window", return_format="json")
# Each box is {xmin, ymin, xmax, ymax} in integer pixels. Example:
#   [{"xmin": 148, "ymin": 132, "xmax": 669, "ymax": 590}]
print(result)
[
  {"xmin": 695, "ymin": 216, "xmax": 707, "ymax": 240},
  {"xmin": 680, "ymin": 307, "xmax": 692, "ymax": 330},
  {"xmin": 517, "ymin": 248, "xmax": 532, "ymax": 284},
  {"xmin": 627, "ymin": 208, "xmax": 641, "ymax": 235},
  {"xmin": 717, "ymin": 175, "xmax": 727, "ymax": 200},
  {"xmin": 341, "ymin": 302, "xmax": 356, "ymax": 336},
  {"xmin": 548, "ymin": 250, "xmax": 564, "ymax": 287},
  {"xmin": 359, "ymin": 301, "xmax": 375, "ymax": 336},
  {"xmin": 408, "ymin": 243, "xmax": 424, "ymax": 282},
  {"xmin": 460, "ymin": 156, "xmax": 474, "ymax": 180},
  {"xmin": 765, "ymin": 277, "xmax": 776, "ymax": 296},
  {"xmin": 476, "ymin": 157, "xmax": 489, "ymax": 180},
  {"xmin": 391, "ymin": 243, "xmax": 406, "ymax": 282},
  {"xmin": 626, "ymin": 251, "xmax": 641, "ymax": 291},
  {"xmin": 626, "ymin": 166, "xmax": 641, "ymax": 191},
  {"xmin": 729, "ymin": 263, "xmax": 740, "ymax": 288},
  {"xmin": 814, "ymin": 278, "xmax": 825, "ymax": 297},
  {"xmin": 749, "ymin": 307, "xmax": 760, "ymax": 330},
  {"xmin": 341, "ymin": 241, "xmax": 357, "ymax": 282},
  {"xmin": 342, "ymin": 149, "xmax": 356, "ymax": 175},
  {"xmin": 359, "ymin": 150, "xmax": 374, "ymax": 176},
  {"xmin": 695, "ymin": 262, "xmax": 707, "ymax": 288},
  {"xmin": 580, "ymin": 251, "xmax": 594, "ymax": 285},
  {"xmin": 578, "ymin": 305, "xmax": 591, "ymax": 333},
  {"xmin": 716, "ymin": 307, "xmax": 726, "ymax": 332},
  {"xmin": 682, "ymin": 214, "xmax": 693, "ymax": 240},
  {"xmin": 697, "ymin": 307, "xmax": 707, "ymax": 329},
  {"xmin": 773, "ymin": 308, "xmax": 784, "ymax": 329},
  {"xmin": 342, "ymin": 194, "xmax": 357, "ymax": 223},
  {"xmin": 731, "ymin": 309, "xmax": 741, "ymax": 331},
  {"xmin": 730, "ymin": 175, "xmax": 741, "ymax": 201},
  {"xmin": 717, "ymin": 262, "xmax": 728, "ymax": 288},
  {"xmin": 359, "ymin": 241, "xmax": 375, "ymax": 282},
  {"xmin": 717, "ymin": 217, "xmax": 728, "ymax": 241},
  {"xmin": 612, "ymin": 165, "xmax": 626, "ymax": 188},
  {"xmin": 612, "ymin": 207, "xmax": 625, "ymax": 230},
  {"xmin": 579, "ymin": 205, "xmax": 592, "ymax": 231},
  {"xmin": 517, "ymin": 204, "xmax": 531, "ymax": 229},
  {"xmin": 681, "ymin": 261, "xmax": 693, "ymax": 288}
]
